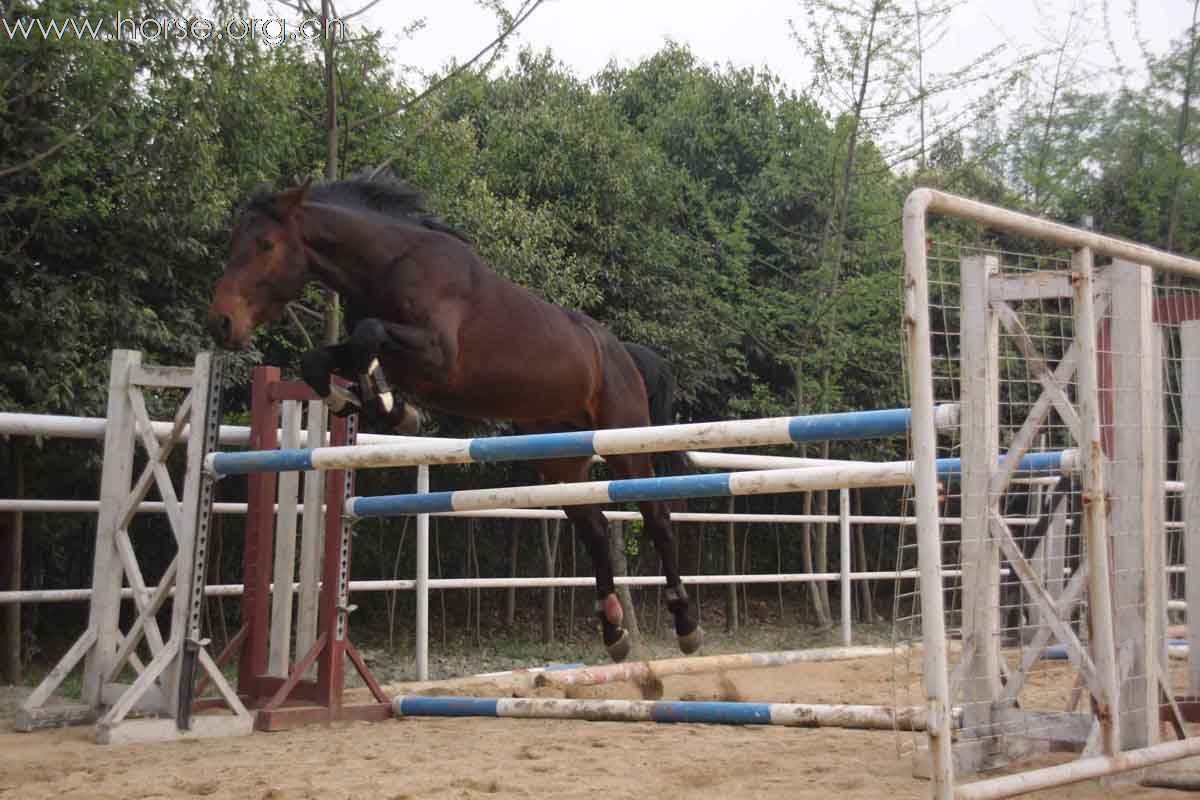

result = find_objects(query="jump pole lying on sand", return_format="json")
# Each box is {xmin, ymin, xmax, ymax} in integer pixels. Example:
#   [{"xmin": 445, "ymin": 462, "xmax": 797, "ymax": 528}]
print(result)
[
  {"xmin": 532, "ymin": 646, "xmax": 892, "ymax": 688},
  {"xmin": 206, "ymin": 404, "xmax": 962, "ymax": 476},
  {"xmin": 392, "ymin": 696, "xmax": 960, "ymax": 731}
]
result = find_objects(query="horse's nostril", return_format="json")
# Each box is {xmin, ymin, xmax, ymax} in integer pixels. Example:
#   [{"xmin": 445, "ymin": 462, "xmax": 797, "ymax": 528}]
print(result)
[{"xmin": 220, "ymin": 315, "xmax": 232, "ymax": 340}]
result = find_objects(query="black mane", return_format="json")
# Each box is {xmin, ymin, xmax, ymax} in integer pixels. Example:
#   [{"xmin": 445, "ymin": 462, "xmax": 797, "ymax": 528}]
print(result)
[{"xmin": 245, "ymin": 173, "xmax": 471, "ymax": 243}]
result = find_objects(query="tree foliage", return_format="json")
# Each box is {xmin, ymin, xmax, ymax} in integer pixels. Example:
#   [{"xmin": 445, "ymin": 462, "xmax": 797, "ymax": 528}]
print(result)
[{"xmin": 1, "ymin": 0, "xmax": 1197, "ymax": 650}]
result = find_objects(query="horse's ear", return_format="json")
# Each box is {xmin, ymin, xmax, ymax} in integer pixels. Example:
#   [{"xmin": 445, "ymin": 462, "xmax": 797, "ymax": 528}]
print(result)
[{"xmin": 278, "ymin": 177, "xmax": 313, "ymax": 219}]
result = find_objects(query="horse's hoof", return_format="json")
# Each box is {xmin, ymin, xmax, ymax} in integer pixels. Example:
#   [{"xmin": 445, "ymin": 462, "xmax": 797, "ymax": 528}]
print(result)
[
  {"xmin": 606, "ymin": 628, "xmax": 632, "ymax": 662},
  {"xmin": 677, "ymin": 625, "xmax": 704, "ymax": 655}
]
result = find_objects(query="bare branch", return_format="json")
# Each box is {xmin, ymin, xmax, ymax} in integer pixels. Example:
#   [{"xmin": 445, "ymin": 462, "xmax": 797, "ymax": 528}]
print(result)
[
  {"xmin": 350, "ymin": 0, "xmax": 547, "ymax": 132},
  {"xmin": 287, "ymin": 304, "xmax": 316, "ymax": 350},
  {"xmin": 367, "ymin": 158, "xmax": 394, "ymax": 180},
  {"xmin": 288, "ymin": 301, "xmax": 326, "ymax": 321}
]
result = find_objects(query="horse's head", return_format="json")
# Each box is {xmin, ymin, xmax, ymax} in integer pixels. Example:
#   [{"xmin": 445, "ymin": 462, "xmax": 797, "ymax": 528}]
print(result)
[{"xmin": 207, "ymin": 179, "xmax": 312, "ymax": 350}]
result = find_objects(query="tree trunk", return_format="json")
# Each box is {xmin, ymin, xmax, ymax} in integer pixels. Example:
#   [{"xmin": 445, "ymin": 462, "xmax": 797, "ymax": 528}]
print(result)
[
  {"xmin": 569, "ymin": 530, "xmax": 577, "ymax": 636},
  {"xmin": 815, "ymin": 485, "xmax": 831, "ymax": 626},
  {"xmin": 774, "ymin": 496, "xmax": 785, "ymax": 621},
  {"xmin": 914, "ymin": 0, "xmax": 927, "ymax": 171},
  {"xmin": 435, "ymin": 519, "xmax": 447, "ymax": 647},
  {"xmin": 725, "ymin": 495, "xmax": 738, "ymax": 632},
  {"xmin": 1030, "ymin": 11, "xmax": 1078, "ymax": 213},
  {"xmin": 321, "ymin": 0, "xmax": 341, "ymax": 345},
  {"xmin": 609, "ymin": 522, "xmax": 640, "ymax": 641},
  {"xmin": 540, "ymin": 518, "xmax": 559, "ymax": 642},
  {"xmin": 802, "ymin": 490, "xmax": 831, "ymax": 625},
  {"xmin": 504, "ymin": 522, "xmax": 519, "ymax": 626},
  {"xmin": 1167, "ymin": 0, "xmax": 1199, "ymax": 252},
  {"xmin": 2, "ymin": 444, "xmax": 22, "ymax": 684},
  {"xmin": 853, "ymin": 489, "xmax": 878, "ymax": 623}
]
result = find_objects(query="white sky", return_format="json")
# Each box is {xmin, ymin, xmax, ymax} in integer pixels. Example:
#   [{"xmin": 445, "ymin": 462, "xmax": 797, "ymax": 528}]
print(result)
[{"xmin": 341, "ymin": 0, "xmax": 1187, "ymax": 96}]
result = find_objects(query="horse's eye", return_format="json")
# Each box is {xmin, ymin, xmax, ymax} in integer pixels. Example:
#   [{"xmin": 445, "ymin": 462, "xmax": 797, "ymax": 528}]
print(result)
[{"xmin": 258, "ymin": 239, "xmax": 274, "ymax": 253}]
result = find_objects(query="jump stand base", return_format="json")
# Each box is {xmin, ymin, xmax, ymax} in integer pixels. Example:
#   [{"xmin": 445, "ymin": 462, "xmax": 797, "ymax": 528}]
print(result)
[{"xmin": 256, "ymin": 702, "xmax": 393, "ymax": 731}]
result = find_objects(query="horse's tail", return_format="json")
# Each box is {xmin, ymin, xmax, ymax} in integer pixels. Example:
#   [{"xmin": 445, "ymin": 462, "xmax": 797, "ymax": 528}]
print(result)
[{"xmin": 622, "ymin": 342, "xmax": 692, "ymax": 483}]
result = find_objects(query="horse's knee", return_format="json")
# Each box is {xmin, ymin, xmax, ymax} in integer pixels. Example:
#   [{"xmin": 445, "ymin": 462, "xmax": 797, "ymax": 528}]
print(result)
[
  {"xmin": 300, "ymin": 348, "xmax": 333, "ymax": 396},
  {"xmin": 350, "ymin": 318, "xmax": 388, "ymax": 350}
]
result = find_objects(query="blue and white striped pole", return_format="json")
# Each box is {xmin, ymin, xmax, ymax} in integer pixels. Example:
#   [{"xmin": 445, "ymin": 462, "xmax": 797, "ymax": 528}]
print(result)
[
  {"xmin": 348, "ymin": 449, "xmax": 1078, "ymax": 519},
  {"xmin": 205, "ymin": 404, "xmax": 961, "ymax": 476},
  {"xmin": 391, "ymin": 696, "xmax": 954, "ymax": 731}
]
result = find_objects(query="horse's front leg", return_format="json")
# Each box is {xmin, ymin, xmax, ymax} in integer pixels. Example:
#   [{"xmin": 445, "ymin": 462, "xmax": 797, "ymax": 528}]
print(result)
[
  {"xmin": 300, "ymin": 342, "xmax": 364, "ymax": 417},
  {"xmin": 304, "ymin": 316, "xmax": 451, "ymax": 431}
]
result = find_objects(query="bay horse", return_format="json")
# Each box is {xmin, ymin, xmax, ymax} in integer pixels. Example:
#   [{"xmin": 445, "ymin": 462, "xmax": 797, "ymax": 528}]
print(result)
[{"xmin": 205, "ymin": 175, "xmax": 702, "ymax": 662}]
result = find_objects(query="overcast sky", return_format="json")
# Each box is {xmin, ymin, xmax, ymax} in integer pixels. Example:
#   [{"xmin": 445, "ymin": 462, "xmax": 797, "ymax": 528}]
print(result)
[{"xmin": 336, "ymin": 0, "xmax": 1186, "ymax": 97}]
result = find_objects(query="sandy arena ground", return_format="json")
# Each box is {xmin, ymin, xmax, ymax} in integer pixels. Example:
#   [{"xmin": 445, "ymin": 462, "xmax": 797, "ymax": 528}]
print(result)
[{"xmin": 3, "ymin": 651, "xmax": 1200, "ymax": 799}]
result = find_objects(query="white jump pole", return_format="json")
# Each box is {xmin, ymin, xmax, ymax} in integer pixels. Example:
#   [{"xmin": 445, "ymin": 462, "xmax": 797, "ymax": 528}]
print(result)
[
  {"xmin": 0, "ymin": 411, "xmax": 413, "ymax": 446},
  {"xmin": 533, "ymin": 645, "xmax": 892, "ymax": 688}
]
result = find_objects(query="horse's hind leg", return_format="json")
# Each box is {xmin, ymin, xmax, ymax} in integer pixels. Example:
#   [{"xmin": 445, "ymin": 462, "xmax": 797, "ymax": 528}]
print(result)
[
  {"xmin": 534, "ymin": 456, "xmax": 631, "ymax": 662},
  {"xmin": 567, "ymin": 504, "xmax": 632, "ymax": 661},
  {"xmin": 619, "ymin": 457, "xmax": 703, "ymax": 655}
]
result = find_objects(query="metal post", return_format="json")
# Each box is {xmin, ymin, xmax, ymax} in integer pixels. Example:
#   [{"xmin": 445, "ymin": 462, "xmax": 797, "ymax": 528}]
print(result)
[
  {"xmin": 840, "ymin": 488, "xmax": 851, "ymax": 647},
  {"xmin": 902, "ymin": 190, "xmax": 955, "ymax": 799},
  {"xmin": 416, "ymin": 464, "xmax": 430, "ymax": 681},
  {"xmin": 1073, "ymin": 246, "xmax": 1121, "ymax": 756},
  {"xmin": 1182, "ymin": 320, "xmax": 1200, "ymax": 697}
]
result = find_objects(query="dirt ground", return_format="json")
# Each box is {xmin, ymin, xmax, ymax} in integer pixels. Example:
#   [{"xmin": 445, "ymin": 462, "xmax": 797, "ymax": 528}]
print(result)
[{"xmin": 3, "ymin": 651, "xmax": 1199, "ymax": 800}]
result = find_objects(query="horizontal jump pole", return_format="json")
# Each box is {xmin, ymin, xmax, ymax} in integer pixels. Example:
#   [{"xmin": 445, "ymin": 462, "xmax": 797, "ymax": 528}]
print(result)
[
  {"xmin": 348, "ymin": 449, "xmax": 1079, "ymax": 518},
  {"xmin": 0, "ymin": 411, "xmax": 420, "ymax": 447},
  {"xmin": 0, "ymin": 499, "xmax": 1093, "ymax": 531},
  {"xmin": 205, "ymin": 404, "xmax": 961, "ymax": 476},
  {"xmin": 0, "ymin": 567, "xmax": 1027, "ymax": 605},
  {"xmin": 391, "ymin": 696, "xmax": 956, "ymax": 731},
  {"xmin": 533, "ymin": 646, "xmax": 891, "ymax": 688},
  {"xmin": 473, "ymin": 662, "xmax": 586, "ymax": 678},
  {"xmin": 954, "ymin": 735, "xmax": 1200, "ymax": 800}
]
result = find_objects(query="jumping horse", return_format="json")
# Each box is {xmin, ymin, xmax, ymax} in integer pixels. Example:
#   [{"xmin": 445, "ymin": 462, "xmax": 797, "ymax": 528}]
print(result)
[{"xmin": 206, "ymin": 175, "xmax": 702, "ymax": 661}]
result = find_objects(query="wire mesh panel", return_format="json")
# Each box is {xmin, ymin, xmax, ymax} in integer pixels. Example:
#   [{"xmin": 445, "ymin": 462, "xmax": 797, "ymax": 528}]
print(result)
[
  {"xmin": 895, "ymin": 190, "xmax": 1200, "ymax": 799},
  {"xmin": 894, "ymin": 243, "xmax": 1096, "ymax": 773}
]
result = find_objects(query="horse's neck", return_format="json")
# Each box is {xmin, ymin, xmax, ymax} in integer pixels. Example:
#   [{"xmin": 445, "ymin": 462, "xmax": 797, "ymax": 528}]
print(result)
[{"xmin": 299, "ymin": 203, "xmax": 388, "ymax": 303}]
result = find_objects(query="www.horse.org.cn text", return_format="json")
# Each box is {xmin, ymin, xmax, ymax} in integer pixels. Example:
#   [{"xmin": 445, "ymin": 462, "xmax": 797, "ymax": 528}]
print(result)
[{"xmin": 0, "ymin": 14, "xmax": 350, "ymax": 44}]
